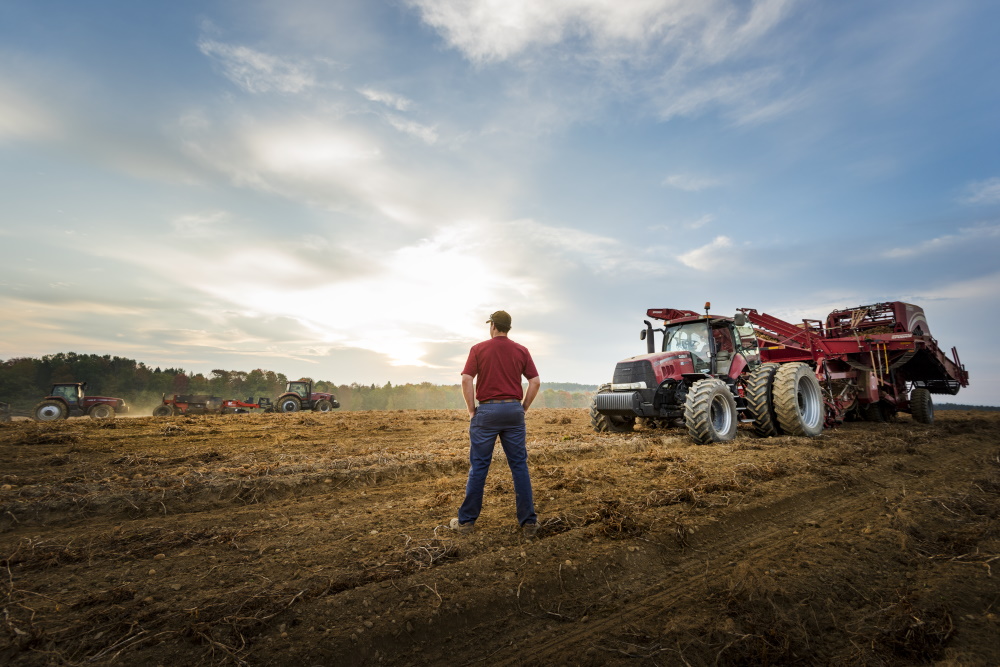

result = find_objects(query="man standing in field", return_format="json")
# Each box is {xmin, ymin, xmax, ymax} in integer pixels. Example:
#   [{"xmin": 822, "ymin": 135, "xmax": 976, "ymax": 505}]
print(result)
[{"xmin": 451, "ymin": 310, "xmax": 540, "ymax": 538}]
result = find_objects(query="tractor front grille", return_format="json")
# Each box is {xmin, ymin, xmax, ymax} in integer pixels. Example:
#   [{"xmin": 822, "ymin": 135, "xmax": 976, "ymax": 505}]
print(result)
[
  {"xmin": 594, "ymin": 391, "xmax": 641, "ymax": 413},
  {"xmin": 612, "ymin": 359, "xmax": 657, "ymax": 388}
]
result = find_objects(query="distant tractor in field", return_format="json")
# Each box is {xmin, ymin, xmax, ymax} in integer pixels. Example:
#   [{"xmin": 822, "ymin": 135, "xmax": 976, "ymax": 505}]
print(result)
[
  {"xmin": 33, "ymin": 383, "xmax": 129, "ymax": 422},
  {"xmin": 1, "ymin": 401, "xmax": 11, "ymax": 423},
  {"xmin": 275, "ymin": 379, "xmax": 340, "ymax": 413}
]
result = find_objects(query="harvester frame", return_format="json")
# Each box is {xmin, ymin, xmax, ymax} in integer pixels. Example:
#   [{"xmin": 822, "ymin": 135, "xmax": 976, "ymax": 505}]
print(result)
[
  {"xmin": 591, "ymin": 301, "xmax": 968, "ymax": 444},
  {"xmin": 152, "ymin": 395, "xmax": 273, "ymax": 417}
]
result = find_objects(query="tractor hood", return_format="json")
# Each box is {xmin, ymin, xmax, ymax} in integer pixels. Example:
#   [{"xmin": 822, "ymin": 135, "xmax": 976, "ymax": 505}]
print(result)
[{"xmin": 612, "ymin": 350, "xmax": 695, "ymax": 389}]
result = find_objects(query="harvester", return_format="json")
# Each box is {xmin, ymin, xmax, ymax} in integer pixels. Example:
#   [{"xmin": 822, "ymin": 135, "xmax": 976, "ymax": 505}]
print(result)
[
  {"xmin": 274, "ymin": 379, "xmax": 339, "ymax": 413},
  {"xmin": 591, "ymin": 302, "xmax": 968, "ymax": 444},
  {"xmin": 152, "ymin": 395, "xmax": 273, "ymax": 417},
  {"xmin": 33, "ymin": 383, "xmax": 129, "ymax": 422}
]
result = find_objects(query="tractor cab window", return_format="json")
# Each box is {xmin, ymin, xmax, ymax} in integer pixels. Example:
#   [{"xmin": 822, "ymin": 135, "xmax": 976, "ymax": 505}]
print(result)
[
  {"xmin": 662, "ymin": 322, "xmax": 711, "ymax": 372},
  {"xmin": 732, "ymin": 322, "xmax": 762, "ymax": 369},
  {"xmin": 54, "ymin": 385, "xmax": 79, "ymax": 403},
  {"xmin": 287, "ymin": 382, "xmax": 310, "ymax": 398}
]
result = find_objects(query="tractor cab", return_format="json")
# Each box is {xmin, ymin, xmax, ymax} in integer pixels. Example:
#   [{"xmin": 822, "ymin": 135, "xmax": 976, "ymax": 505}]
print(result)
[
  {"xmin": 286, "ymin": 381, "xmax": 312, "ymax": 398},
  {"xmin": 51, "ymin": 383, "xmax": 85, "ymax": 406}
]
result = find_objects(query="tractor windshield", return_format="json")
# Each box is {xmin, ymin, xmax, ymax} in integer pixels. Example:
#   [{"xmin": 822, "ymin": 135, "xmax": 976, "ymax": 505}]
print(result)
[
  {"xmin": 54, "ymin": 385, "xmax": 80, "ymax": 403},
  {"xmin": 287, "ymin": 382, "xmax": 310, "ymax": 397},
  {"xmin": 662, "ymin": 322, "xmax": 711, "ymax": 372}
]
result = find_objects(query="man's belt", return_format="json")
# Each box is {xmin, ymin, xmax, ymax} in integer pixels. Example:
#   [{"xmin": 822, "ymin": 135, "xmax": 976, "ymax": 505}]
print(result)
[{"xmin": 479, "ymin": 399, "xmax": 521, "ymax": 404}]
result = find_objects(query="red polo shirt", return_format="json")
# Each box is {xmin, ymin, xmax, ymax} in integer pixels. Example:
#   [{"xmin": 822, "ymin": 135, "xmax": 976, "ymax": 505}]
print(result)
[{"xmin": 462, "ymin": 336, "xmax": 539, "ymax": 402}]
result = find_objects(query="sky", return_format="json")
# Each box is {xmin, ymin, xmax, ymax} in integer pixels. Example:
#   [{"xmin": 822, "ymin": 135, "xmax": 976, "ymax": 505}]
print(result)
[{"xmin": 1, "ymin": 0, "xmax": 999, "ymax": 405}]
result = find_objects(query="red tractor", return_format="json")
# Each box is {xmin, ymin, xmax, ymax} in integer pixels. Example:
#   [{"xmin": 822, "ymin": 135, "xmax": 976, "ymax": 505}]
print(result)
[
  {"xmin": 274, "ymin": 379, "xmax": 339, "ymax": 413},
  {"xmin": 33, "ymin": 382, "xmax": 129, "ymax": 422},
  {"xmin": 591, "ymin": 302, "xmax": 969, "ymax": 444},
  {"xmin": 151, "ymin": 395, "xmax": 273, "ymax": 417}
]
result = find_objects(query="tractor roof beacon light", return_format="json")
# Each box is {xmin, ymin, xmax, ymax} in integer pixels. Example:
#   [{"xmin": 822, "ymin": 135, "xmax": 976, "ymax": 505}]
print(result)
[{"xmin": 704, "ymin": 302, "xmax": 711, "ymax": 316}]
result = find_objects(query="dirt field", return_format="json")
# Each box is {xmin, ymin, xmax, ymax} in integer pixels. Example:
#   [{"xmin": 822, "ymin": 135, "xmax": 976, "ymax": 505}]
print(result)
[{"xmin": 1, "ymin": 409, "xmax": 998, "ymax": 666}]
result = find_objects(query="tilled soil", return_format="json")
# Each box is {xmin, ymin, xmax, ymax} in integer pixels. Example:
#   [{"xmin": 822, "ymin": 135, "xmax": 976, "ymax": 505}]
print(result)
[{"xmin": 1, "ymin": 409, "xmax": 998, "ymax": 666}]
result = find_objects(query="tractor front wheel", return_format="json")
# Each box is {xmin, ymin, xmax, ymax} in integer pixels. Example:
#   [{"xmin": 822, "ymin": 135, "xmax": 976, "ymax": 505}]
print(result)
[
  {"xmin": 313, "ymin": 399, "xmax": 334, "ymax": 413},
  {"xmin": 277, "ymin": 396, "xmax": 302, "ymax": 413},
  {"xmin": 684, "ymin": 378, "xmax": 738, "ymax": 444},
  {"xmin": 152, "ymin": 405, "xmax": 173, "ymax": 418},
  {"xmin": 34, "ymin": 400, "xmax": 67, "ymax": 422},
  {"xmin": 88, "ymin": 404, "xmax": 115, "ymax": 420},
  {"xmin": 910, "ymin": 388, "xmax": 934, "ymax": 424},
  {"xmin": 589, "ymin": 386, "xmax": 635, "ymax": 433}
]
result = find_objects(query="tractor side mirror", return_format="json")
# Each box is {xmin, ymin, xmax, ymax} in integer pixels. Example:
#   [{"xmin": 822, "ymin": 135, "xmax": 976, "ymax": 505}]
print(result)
[{"xmin": 639, "ymin": 329, "xmax": 647, "ymax": 341}]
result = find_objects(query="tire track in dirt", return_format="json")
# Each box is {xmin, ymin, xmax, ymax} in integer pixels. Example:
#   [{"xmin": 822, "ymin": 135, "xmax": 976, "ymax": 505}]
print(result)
[{"xmin": 484, "ymin": 440, "xmax": 975, "ymax": 665}]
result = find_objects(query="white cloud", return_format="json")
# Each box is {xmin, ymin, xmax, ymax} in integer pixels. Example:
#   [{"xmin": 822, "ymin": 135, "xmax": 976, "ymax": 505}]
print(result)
[
  {"xmin": 0, "ymin": 80, "xmax": 60, "ymax": 141},
  {"xmin": 686, "ymin": 214, "xmax": 714, "ymax": 229},
  {"xmin": 359, "ymin": 88, "xmax": 412, "ymax": 111},
  {"xmin": 960, "ymin": 177, "xmax": 1000, "ymax": 206},
  {"xmin": 678, "ymin": 235, "xmax": 733, "ymax": 270},
  {"xmin": 171, "ymin": 211, "xmax": 230, "ymax": 238},
  {"xmin": 662, "ymin": 173, "xmax": 720, "ymax": 192},
  {"xmin": 198, "ymin": 40, "xmax": 317, "ymax": 94},
  {"xmin": 405, "ymin": 0, "xmax": 797, "ymax": 68},
  {"xmin": 884, "ymin": 224, "xmax": 1000, "ymax": 259},
  {"xmin": 385, "ymin": 115, "xmax": 439, "ymax": 144}
]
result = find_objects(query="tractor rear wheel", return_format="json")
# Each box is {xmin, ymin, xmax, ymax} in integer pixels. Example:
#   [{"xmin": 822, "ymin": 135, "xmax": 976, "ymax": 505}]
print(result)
[
  {"xmin": 313, "ymin": 399, "xmax": 333, "ymax": 413},
  {"xmin": 911, "ymin": 388, "xmax": 934, "ymax": 424},
  {"xmin": 590, "ymin": 386, "xmax": 635, "ymax": 433},
  {"xmin": 745, "ymin": 362, "xmax": 783, "ymax": 437},
  {"xmin": 152, "ymin": 405, "xmax": 173, "ymax": 418},
  {"xmin": 88, "ymin": 404, "xmax": 115, "ymax": 420},
  {"xmin": 772, "ymin": 362, "xmax": 825, "ymax": 437},
  {"xmin": 34, "ymin": 400, "xmax": 67, "ymax": 422},
  {"xmin": 684, "ymin": 378, "xmax": 737, "ymax": 444},
  {"xmin": 277, "ymin": 396, "xmax": 302, "ymax": 413}
]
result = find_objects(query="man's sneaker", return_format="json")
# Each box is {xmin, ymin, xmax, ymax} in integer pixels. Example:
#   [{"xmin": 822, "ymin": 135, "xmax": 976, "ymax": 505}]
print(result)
[
  {"xmin": 449, "ymin": 518, "xmax": 474, "ymax": 534},
  {"xmin": 522, "ymin": 522, "xmax": 539, "ymax": 538}
]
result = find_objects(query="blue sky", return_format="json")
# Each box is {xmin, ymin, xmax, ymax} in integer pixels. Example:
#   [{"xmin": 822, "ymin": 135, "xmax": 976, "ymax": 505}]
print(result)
[{"xmin": 1, "ymin": 0, "xmax": 998, "ymax": 404}]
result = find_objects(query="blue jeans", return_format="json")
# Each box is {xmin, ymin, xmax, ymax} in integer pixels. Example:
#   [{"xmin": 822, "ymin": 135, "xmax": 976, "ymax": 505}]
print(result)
[{"xmin": 458, "ymin": 402, "xmax": 537, "ymax": 526}]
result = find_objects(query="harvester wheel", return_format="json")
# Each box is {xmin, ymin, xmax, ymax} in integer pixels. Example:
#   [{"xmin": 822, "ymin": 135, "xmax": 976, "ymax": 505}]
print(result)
[
  {"xmin": 684, "ymin": 378, "xmax": 737, "ymax": 444},
  {"xmin": 745, "ymin": 362, "xmax": 783, "ymax": 437},
  {"xmin": 313, "ymin": 399, "xmax": 333, "ymax": 413},
  {"xmin": 589, "ymin": 385, "xmax": 635, "ymax": 433},
  {"xmin": 864, "ymin": 401, "xmax": 897, "ymax": 422},
  {"xmin": 910, "ymin": 388, "xmax": 934, "ymax": 424},
  {"xmin": 34, "ymin": 400, "xmax": 67, "ymax": 422},
  {"xmin": 152, "ymin": 405, "xmax": 173, "ymax": 418},
  {"xmin": 772, "ymin": 362, "xmax": 825, "ymax": 437},
  {"xmin": 88, "ymin": 404, "xmax": 115, "ymax": 420},
  {"xmin": 277, "ymin": 396, "xmax": 302, "ymax": 413}
]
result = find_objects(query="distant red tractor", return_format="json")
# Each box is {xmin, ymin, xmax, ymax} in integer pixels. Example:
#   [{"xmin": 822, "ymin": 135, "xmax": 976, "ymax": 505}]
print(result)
[
  {"xmin": 151, "ymin": 395, "xmax": 273, "ymax": 417},
  {"xmin": 591, "ymin": 302, "xmax": 968, "ymax": 444},
  {"xmin": 33, "ymin": 382, "xmax": 129, "ymax": 422},
  {"xmin": 274, "ymin": 379, "xmax": 339, "ymax": 413}
]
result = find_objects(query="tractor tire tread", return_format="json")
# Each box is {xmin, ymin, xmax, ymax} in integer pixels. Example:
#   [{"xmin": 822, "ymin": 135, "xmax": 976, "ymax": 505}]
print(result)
[
  {"xmin": 911, "ymin": 388, "xmax": 934, "ymax": 424},
  {"xmin": 590, "ymin": 384, "xmax": 635, "ymax": 433},
  {"xmin": 773, "ymin": 362, "xmax": 824, "ymax": 437},
  {"xmin": 684, "ymin": 378, "xmax": 737, "ymax": 444},
  {"xmin": 745, "ymin": 362, "xmax": 783, "ymax": 437}
]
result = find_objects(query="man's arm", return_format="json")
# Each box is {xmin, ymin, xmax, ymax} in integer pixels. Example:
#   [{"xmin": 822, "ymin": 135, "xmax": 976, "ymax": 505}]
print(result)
[
  {"xmin": 461, "ymin": 374, "xmax": 476, "ymax": 419},
  {"xmin": 522, "ymin": 376, "xmax": 541, "ymax": 413}
]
